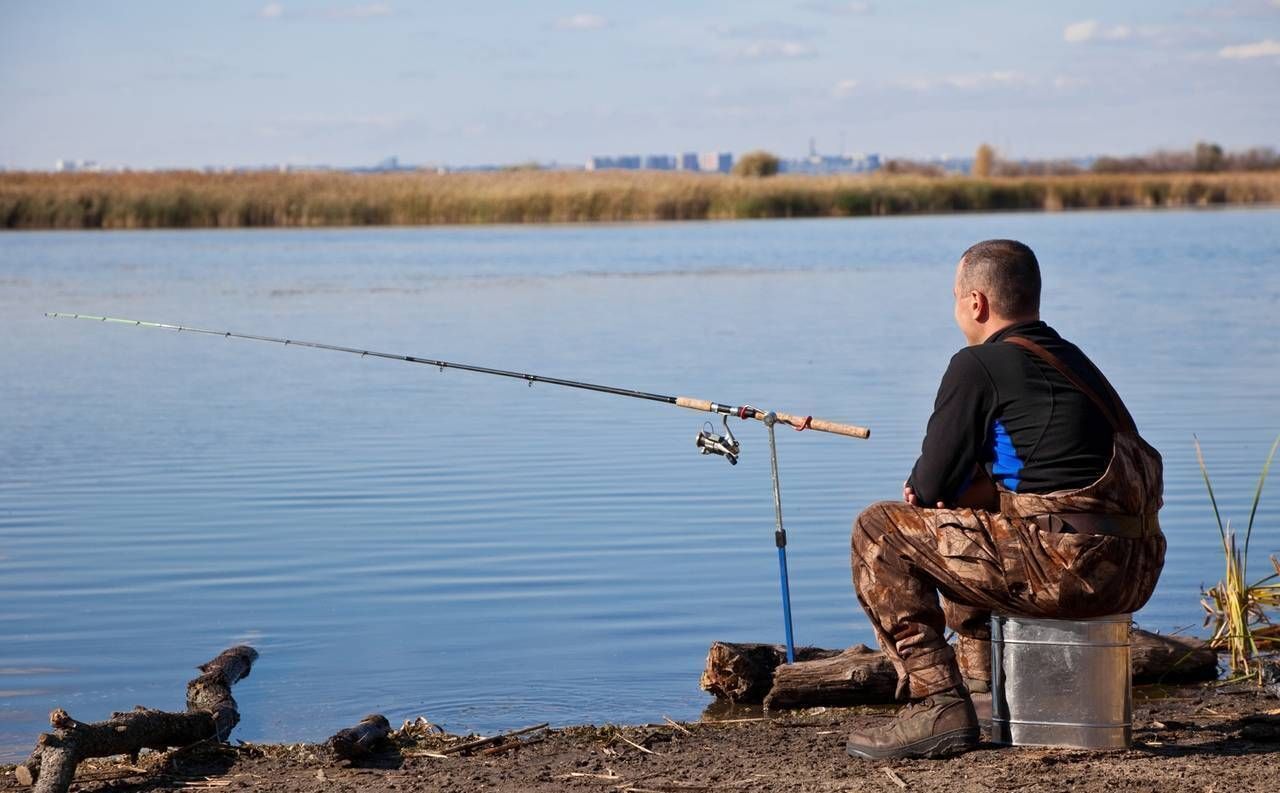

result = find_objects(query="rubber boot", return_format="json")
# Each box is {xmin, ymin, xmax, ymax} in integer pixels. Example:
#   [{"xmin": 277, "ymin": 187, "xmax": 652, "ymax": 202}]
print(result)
[{"xmin": 845, "ymin": 687, "xmax": 980, "ymax": 760}]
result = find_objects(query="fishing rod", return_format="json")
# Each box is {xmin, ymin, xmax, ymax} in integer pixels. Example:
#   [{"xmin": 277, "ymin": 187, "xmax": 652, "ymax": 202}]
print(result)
[{"xmin": 48, "ymin": 311, "xmax": 871, "ymax": 662}]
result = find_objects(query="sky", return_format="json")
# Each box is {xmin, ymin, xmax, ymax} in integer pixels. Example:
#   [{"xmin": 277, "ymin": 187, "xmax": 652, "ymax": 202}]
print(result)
[{"xmin": 1, "ymin": 0, "xmax": 1278, "ymax": 170}]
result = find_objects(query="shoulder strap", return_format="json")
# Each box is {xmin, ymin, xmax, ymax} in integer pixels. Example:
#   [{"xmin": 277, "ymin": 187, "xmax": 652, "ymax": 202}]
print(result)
[{"xmin": 1004, "ymin": 336, "xmax": 1135, "ymax": 433}]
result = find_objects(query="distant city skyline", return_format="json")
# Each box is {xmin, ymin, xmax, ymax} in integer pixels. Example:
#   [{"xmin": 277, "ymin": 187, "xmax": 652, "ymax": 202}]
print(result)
[{"xmin": 2, "ymin": 1, "xmax": 1278, "ymax": 171}]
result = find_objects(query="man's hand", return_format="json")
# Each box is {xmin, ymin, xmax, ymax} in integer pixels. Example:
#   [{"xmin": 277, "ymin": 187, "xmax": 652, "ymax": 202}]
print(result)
[{"xmin": 903, "ymin": 481, "xmax": 946, "ymax": 509}]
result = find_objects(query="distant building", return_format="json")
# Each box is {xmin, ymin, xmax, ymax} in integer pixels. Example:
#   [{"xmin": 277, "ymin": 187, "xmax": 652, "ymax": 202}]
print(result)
[
  {"xmin": 678, "ymin": 152, "xmax": 700, "ymax": 171},
  {"xmin": 779, "ymin": 147, "xmax": 882, "ymax": 175},
  {"xmin": 587, "ymin": 154, "xmax": 666, "ymax": 171},
  {"xmin": 917, "ymin": 156, "xmax": 973, "ymax": 174},
  {"xmin": 345, "ymin": 155, "xmax": 416, "ymax": 173},
  {"xmin": 55, "ymin": 159, "xmax": 101, "ymax": 173},
  {"xmin": 698, "ymin": 151, "xmax": 732, "ymax": 173}
]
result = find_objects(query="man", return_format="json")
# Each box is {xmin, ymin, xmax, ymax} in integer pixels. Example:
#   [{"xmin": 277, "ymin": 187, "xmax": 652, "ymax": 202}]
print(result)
[{"xmin": 845, "ymin": 239, "xmax": 1165, "ymax": 760}]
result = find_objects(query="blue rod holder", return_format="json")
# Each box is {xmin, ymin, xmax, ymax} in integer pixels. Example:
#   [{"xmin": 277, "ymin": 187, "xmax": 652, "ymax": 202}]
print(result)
[{"xmin": 764, "ymin": 413, "xmax": 796, "ymax": 664}]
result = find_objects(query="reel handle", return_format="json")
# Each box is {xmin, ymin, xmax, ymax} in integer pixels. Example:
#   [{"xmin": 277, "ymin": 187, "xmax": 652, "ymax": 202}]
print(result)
[{"xmin": 675, "ymin": 397, "xmax": 870, "ymax": 440}]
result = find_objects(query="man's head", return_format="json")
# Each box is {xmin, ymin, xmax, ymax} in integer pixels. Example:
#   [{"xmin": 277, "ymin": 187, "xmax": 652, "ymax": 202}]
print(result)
[{"xmin": 953, "ymin": 239, "xmax": 1041, "ymax": 345}]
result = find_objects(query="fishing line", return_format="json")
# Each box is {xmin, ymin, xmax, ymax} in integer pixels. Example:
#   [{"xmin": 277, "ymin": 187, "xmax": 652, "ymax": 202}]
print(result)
[{"xmin": 48, "ymin": 311, "xmax": 872, "ymax": 661}]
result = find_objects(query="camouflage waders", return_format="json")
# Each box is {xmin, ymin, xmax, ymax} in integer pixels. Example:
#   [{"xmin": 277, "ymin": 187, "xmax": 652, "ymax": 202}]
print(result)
[{"xmin": 852, "ymin": 336, "xmax": 1166, "ymax": 700}]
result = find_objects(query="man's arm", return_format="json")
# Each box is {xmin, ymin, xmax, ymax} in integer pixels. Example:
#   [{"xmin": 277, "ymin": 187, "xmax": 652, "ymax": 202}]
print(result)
[{"xmin": 906, "ymin": 349, "xmax": 997, "ymax": 507}]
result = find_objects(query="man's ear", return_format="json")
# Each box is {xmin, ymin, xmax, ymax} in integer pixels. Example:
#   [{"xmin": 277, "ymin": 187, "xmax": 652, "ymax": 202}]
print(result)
[{"xmin": 971, "ymin": 290, "xmax": 990, "ymax": 323}]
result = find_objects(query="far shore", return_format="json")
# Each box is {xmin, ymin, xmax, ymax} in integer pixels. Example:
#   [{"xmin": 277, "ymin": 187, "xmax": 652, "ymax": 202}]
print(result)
[{"xmin": 2, "ymin": 170, "xmax": 1279, "ymax": 231}]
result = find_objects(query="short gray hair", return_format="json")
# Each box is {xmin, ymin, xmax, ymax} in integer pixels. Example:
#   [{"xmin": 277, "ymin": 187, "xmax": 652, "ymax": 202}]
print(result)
[{"xmin": 959, "ymin": 239, "xmax": 1041, "ymax": 318}]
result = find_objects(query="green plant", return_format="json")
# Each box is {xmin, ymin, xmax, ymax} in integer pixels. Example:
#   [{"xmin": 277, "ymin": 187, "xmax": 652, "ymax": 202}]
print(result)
[{"xmin": 1195, "ymin": 433, "xmax": 1280, "ymax": 679}]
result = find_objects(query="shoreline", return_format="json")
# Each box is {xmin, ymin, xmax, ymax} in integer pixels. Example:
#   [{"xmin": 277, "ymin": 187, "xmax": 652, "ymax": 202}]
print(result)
[
  {"xmin": 3, "ymin": 170, "xmax": 1279, "ymax": 231},
  {"xmin": 4, "ymin": 682, "xmax": 1277, "ymax": 792}
]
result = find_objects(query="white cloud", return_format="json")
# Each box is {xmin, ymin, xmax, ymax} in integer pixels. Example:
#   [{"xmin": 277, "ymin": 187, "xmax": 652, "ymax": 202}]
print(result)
[
  {"xmin": 943, "ymin": 71, "xmax": 1022, "ymax": 88},
  {"xmin": 1053, "ymin": 75, "xmax": 1089, "ymax": 89},
  {"xmin": 737, "ymin": 40, "xmax": 817, "ymax": 60},
  {"xmin": 1063, "ymin": 19, "xmax": 1132, "ymax": 43},
  {"xmin": 896, "ymin": 71, "xmax": 1031, "ymax": 91},
  {"xmin": 1219, "ymin": 38, "xmax": 1280, "ymax": 58},
  {"xmin": 556, "ymin": 13, "xmax": 608, "ymax": 30},
  {"xmin": 1063, "ymin": 20, "xmax": 1096, "ymax": 42},
  {"xmin": 327, "ymin": 3, "xmax": 392, "ymax": 19},
  {"xmin": 259, "ymin": 2, "xmax": 392, "ymax": 21},
  {"xmin": 803, "ymin": 1, "xmax": 873, "ymax": 14},
  {"xmin": 832, "ymin": 78, "xmax": 858, "ymax": 97}
]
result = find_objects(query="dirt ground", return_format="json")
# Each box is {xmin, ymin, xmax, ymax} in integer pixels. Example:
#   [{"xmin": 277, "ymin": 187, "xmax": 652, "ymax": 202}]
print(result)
[{"xmin": 5, "ymin": 684, "xmax": 1278, "ymax": 793}]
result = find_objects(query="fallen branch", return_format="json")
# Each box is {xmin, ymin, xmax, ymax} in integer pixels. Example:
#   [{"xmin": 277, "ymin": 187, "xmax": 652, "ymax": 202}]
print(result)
[
  {"xmin": 698, "ymin": 718, "xmax": 766, "ymax": 725},
  {"xmin": 480, "ymin": 737, "xmax": 536, "ymax": 756},
  {"xmin": 614, "ymin": 734, "xmax": 658, "ymax": 756},
  {"xmin": 883, "ymin": 767, "xmax": 909, "ymax": 789},
  {"xmin": 16, "ymin": 645, "xmax": 258, "ymax": 793},
  {"xmin": 560, "ymin": 770, "xmax": 624, "ymax": 781},
  {"xmin": 440, "ymin": 723, "xmax": 549, "ymax": 756}
]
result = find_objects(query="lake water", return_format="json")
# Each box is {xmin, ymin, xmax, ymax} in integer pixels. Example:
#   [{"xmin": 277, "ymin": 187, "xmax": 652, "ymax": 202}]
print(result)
[{"xmin": 1, "ymin": 209, "xmax": 1278, "ymax": 760}]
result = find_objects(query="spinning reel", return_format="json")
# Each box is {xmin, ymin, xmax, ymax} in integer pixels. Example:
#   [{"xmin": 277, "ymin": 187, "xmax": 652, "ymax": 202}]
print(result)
[
  {"xmin": 692, "ymin": 409, "xmax": 797, "ymax": 662},
  {"xmin": 695, "ymin": 415, "xmax": 740, "ymax": 465}
]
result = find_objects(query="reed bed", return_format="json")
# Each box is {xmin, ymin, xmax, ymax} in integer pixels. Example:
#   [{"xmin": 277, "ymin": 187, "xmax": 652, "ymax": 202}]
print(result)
[{"xmin": 2, "ymin": 169, "xmax": 1279, "ymax": 229}]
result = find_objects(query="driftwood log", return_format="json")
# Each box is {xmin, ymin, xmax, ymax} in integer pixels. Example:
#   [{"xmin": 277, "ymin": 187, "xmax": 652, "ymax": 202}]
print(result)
[
  {"xmin": 767, "ymin": 645, "xmax": 898, "ymax": 709},
  {"xmin": 16, "ymin": 645, "xmax": 258, "ymax": 793},
  {"xmin": 1130, "ymin": 631, "xmax": 1219, "ymax": 684},
  {"xmin": 698, "ymin": 644, "xmax": 843, "ymax": 704},
  {"xmin": 702, "ymin": 630, "xmax": 1218, "ymax": 708},
  {"xmin": 325, "ymin": 714, "xmax": 393, "ymax": 761}
]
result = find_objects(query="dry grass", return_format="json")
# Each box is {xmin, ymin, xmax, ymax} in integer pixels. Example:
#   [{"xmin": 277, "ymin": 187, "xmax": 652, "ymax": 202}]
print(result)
[
  {"xmin": 1196, "ymin": 434, "xmax": 1280, "ymax": 680},
  {"xmin": 2, "ymin": 169, "xmax": 1279, "ymax": 229}
]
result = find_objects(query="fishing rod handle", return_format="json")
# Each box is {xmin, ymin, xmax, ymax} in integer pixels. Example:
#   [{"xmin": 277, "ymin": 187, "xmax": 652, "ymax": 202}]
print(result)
[
  {"xmin": 775, "ymin": 411, "xmax": 871, "ymax": 440},
  {"xmin": 675, "ymin": 397, "xmax": 870, "ymax": 439}
]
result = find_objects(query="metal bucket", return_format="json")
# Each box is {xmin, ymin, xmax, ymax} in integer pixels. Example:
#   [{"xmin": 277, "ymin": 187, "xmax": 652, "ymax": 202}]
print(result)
[{"xmin": 990, "ymin": 613, "xmax": 1132, "ymax": 749}]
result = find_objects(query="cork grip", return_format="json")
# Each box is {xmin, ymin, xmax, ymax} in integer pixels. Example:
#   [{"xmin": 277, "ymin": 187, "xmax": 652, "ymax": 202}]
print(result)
[
  {"xmin": 675, "ymin": 396, "xmax": 713, "ymax": 412},
  {"xmin": 776, "ymin": 412, "xmax": 871, "ymax": 439},
  {"xmin": 675, "ymin": 397, "xmax": 870, "ymax": 440}
]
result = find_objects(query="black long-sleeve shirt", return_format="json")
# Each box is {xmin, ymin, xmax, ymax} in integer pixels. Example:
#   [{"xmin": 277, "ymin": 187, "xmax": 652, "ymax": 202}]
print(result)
[{"xmin": 906, "ymin": 321, "xmax": 1127, "ymax": 507}]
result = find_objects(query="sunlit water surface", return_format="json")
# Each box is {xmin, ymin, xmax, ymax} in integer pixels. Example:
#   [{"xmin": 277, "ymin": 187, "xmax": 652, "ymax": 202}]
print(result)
[{"xmin": 1, "ymin": 209, "xmax": 1278, "ymax": 759}]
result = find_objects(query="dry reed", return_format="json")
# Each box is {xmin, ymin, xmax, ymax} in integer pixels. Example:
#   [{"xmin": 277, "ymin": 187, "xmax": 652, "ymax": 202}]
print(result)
[
  {"xmin": 1196, "ymin": 434, "xmax": 1280, "ymax": 680},
  {"xmin": 2, "ymin": 170, "xmax": 1279, "ymax": 230}
]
